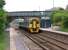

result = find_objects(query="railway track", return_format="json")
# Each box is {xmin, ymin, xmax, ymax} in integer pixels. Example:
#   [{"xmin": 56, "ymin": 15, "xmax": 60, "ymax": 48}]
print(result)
[{"xmin": 21, "ymin": 30, "xmax": 68, "ymax": 50}]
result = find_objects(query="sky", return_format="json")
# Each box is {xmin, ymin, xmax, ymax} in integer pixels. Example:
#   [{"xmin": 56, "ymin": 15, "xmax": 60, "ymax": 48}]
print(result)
[{"xmin": 4, "ymin": 0, "xmax": 68, "ymax": 12}]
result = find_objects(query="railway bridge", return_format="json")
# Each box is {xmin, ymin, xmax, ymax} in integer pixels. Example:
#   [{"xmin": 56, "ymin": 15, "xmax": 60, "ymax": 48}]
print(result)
[{"xmin": 7, "ymin": 11, "xmax": 52, "ymax": 28}]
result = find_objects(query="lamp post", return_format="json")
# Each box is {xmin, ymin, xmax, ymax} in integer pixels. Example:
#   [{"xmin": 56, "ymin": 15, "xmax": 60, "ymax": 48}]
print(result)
[{"xmin": 53, "ymin": 0, "xmax": 54, "ymax": 8}]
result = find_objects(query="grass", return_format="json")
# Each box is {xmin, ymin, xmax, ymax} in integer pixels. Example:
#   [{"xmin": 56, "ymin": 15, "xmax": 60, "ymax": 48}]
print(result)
[
  {"xmin": 0, "ymin": 33, "xmax": 7, "ymax": 50},
  {"xmin": 61, "ymin": 28, "xmax": 68, "ymax": 32},
  {"xmin": 0, "ymin": 42, "xmax": 6, "ymax": 50}
]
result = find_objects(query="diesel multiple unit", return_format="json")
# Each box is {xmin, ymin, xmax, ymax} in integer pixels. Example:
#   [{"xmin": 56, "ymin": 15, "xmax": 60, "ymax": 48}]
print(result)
[{"xmin": 19, "ymin": 17, "xmax": 40, "ymax": 33}]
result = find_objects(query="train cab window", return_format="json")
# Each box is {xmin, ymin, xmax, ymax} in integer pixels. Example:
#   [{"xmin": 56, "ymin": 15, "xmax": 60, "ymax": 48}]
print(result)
[{"xmin": 30, "ymin": 19, "xmax": 39, "ymax": 24}]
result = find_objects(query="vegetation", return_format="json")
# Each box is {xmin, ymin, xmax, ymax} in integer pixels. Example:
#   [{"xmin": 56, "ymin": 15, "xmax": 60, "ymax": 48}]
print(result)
[
  {"xmin": 61, "ymin": 28, "xmax": 68, "ymax": 32},
  {"xmin": 0, "ymin": 0, "xmax": 7, "ymax": 50},
  {"xmin": 51, "ymin": 7, "xmax": 68, "ymax": 32}
]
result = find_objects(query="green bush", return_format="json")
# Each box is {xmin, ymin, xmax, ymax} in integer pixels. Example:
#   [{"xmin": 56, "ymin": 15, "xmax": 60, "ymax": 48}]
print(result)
[
  {"xmin": 51, "ymin": 11, "xmax": 63, "ymax": 26},
  {"xmin": 0, "ymin": 9, "xmax": 7, "ymax": 34},
  {"xmin": 51, "ymin": 9, "xmax": 68, "ymax": 28},
  {"xmin": 62, "ymin": 16, "xmax": 68, "ymax": 28}
]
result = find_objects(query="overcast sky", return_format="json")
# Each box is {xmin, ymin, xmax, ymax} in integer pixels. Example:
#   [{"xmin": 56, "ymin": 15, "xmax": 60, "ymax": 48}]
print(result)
[{"xmin": 4, "ymin": 0, "xmax": 68, "ymax": 12}]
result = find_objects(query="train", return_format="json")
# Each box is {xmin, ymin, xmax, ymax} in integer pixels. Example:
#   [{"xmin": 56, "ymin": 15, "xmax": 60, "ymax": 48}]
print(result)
[{"xmin": 19, "ymin": 17, "xmax": 40, "ymax": 33}]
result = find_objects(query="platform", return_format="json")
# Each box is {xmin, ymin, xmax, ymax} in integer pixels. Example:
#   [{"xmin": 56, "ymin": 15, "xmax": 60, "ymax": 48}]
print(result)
[
  {"xmin": 10, "ymin": 27, "xmax": 42, "ymax": 50},
  {"xmin": 40, "ymin": 28, "xmax": 68, "ymax": 35}
]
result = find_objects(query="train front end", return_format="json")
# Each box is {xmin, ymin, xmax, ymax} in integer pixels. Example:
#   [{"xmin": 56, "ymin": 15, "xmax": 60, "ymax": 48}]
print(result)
[{"xmin": 29, "ymin": 18, "xmax": 40, "ymax": 33}]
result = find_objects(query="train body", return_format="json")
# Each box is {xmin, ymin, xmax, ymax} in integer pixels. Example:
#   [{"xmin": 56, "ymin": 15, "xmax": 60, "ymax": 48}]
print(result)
[{"xmin": 19, "ymin": 17, "xmax": 40, "ymax": 33}]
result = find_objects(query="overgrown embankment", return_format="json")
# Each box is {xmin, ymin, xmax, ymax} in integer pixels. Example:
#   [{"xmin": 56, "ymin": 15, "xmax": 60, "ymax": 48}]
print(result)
[{"xmin": 0, "ymin": 0, "xmax": 8, "ymax": 50}]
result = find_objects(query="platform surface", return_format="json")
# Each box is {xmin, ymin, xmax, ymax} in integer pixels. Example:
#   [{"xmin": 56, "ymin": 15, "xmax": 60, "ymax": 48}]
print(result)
[{"xmin": 10, "ymin": 27, "xmax": 42, "ymax": 50}]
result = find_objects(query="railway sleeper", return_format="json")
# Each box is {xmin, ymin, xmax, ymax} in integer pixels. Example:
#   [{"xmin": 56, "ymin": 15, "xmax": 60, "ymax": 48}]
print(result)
[
  {"xmin": 24, "ymin": 34, "xmax": 50, "ymax": 50},
  {"xmin": 41, "ymin": 31, "xmax": 68, "ymax": 44},
  {"xmin": 35, "ymin": 34, "xmax": 68, "ymax": 50},
  {"xmin": 30, "ymin": 35, "xmax": 64, "ymax": 50},
  {"xmin": 39, "ymin": 33, "xmax": 68, "ymax": 45},
  {"xmin": 23, "ymin": 32, "xmax": 60, "ymax": 50},
  {"xmin": 21, "ymin": 30, "xmax": 66, "ymax": 50}
]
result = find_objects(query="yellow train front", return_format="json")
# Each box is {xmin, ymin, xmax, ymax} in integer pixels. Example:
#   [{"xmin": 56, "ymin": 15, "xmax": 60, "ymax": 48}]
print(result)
[
  {"xmin": 19, "ymin": 17, "xmax": 40, "ymax": 33},
  {"xmin": 28, "ymin": 18, "xmax": 40, "ymax": 33}
]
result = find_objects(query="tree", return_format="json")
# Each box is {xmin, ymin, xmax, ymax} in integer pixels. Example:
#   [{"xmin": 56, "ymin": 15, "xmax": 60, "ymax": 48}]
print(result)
[
  {"xmin": 0, "ymin": 0, "xmax": 5, "ymax": 8},
  {"xmin": 51, "ymin": 7, "xmax": 64, "ymax": 26},
  {"xmin": 0, "ymin": 0, "xmax": 6, "ymax": 34},
  {"xmin": 62, "ymin": 16, "xmax": 68, "ymax": 28},
  {"xmin": 51, "ymin": 7, "xmax": 68, "ymax": 28}
]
